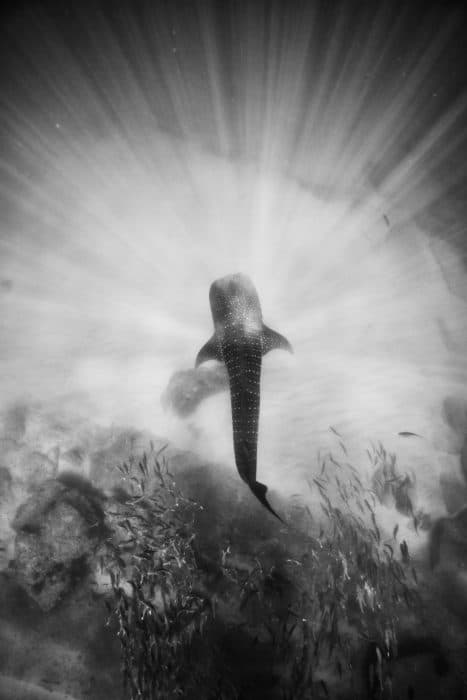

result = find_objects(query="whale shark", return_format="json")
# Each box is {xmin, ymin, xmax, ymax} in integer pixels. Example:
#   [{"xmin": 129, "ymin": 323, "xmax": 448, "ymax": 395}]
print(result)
[{"xmin": 196, "ymin": 273, "xmax": 292, "ymax": 520}]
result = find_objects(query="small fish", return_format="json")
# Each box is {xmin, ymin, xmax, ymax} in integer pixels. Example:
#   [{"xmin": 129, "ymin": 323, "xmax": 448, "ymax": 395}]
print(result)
[
  {"xmin": 371, "ymin": 512, "xmax": 381, "ymax": 543},
  {"xmin": 398, "ymin": 431, "xmax": 422, "ymax": 438},
  {"xmin": 400, "ymin": 539, "xmax": 409, "ymax": 562},
  {"xmin": 364, "ymin": 499, "xmax": 374, "ymax": 514}
]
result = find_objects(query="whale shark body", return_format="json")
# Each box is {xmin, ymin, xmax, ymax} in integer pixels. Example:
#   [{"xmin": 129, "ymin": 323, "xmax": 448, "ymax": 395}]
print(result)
[{"xmin": 196, "ymin": 273, "xmax": 292, "ymax": 520}]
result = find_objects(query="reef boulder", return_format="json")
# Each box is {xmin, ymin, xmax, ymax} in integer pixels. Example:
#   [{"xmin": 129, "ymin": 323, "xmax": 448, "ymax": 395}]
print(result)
[{"xmin": 11, "ymin": 474, "xmax": 107, "ymax": 611}]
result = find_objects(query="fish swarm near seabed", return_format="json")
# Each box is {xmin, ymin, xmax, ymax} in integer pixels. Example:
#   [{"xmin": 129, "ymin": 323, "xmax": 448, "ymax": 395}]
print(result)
[{"xmin": 99, "ymin": 437, "xmax": 431, "ymax": 700}]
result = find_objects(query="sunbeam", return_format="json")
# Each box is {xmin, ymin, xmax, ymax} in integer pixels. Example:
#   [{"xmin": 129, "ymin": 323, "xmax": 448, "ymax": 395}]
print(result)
[{"xmin": 1, "ymin": 0, "xmax": 466, "ymax": 471}]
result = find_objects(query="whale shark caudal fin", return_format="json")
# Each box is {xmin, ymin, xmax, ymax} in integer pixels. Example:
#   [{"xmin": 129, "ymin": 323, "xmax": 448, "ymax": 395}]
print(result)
[
  {"xmin": 195, "ymin": 334, "xmax": 222, "ymax": 367},
  {"xmin": 250, "ymin": 480, "xmax": 284, "ymax": 523},
  {"xmin": 261, "ymin": 324, "xmax": 293, "ymax": 356}
]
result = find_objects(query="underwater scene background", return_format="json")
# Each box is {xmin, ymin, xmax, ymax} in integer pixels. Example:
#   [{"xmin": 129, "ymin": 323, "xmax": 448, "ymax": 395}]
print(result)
[{"xmin": 1, "ymin": 0, "xmax": 467, "ymax": 697}]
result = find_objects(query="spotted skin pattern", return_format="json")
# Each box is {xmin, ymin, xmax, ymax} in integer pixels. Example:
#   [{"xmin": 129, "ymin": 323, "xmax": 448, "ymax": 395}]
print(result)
[{"xmin": 196, "ymin": 273, "xmax": 292, "ymax": 520}]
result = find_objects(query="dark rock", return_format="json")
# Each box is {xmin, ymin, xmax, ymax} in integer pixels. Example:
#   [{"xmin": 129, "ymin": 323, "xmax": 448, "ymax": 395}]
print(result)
[
  {"xmin": 442, "ymin": 396, "xmax": 467, "ymax": 436},
  {"xmin": 439, "ymin": 473, "xmax": 467, "ymax": 514},
  {"xmin": 429, "ymin": 506, "xmax": 467, "ymax": 570},
  {"xmin": 161, "ymin": 365, "xmax": 228, "ymax": 417},
  {"xmin": 11, "ymin": 476, "xmax": 107, "ymax": 611},
  {"xmin": 0, "ymin": 572, "xmax": 122, "ymax": 700},
  {"xmin": 441, "ymin": 396, "xmax": 467, "ymax": 484},
  {"xmin": 433, "ymin": 568, "xmax": 467, "ymax": 626}
]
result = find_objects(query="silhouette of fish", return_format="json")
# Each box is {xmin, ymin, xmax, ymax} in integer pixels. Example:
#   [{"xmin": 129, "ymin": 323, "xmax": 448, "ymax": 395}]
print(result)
[{"xmin": 196, "ymin": 273, "xmax": 292, "ymax": 520}]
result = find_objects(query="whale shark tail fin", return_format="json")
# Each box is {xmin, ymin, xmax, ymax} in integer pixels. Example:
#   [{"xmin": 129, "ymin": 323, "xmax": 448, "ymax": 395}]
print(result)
[
  {"xmin": 261, "ymin": 324, "xmax": 293, "ymax": 356},
  {"xmin": 195, "ymin": 335, "xmax": 222, "ymax": 367},
  {"xmin": 251, "ymin": 480, "xmax": 284, "ymax": 523}
]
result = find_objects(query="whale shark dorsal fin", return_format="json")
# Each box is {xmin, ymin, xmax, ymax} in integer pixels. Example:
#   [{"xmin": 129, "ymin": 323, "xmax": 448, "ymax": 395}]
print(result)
[
  {"xmin": 195, "ymin": 335, "xmax": 222, "ymax": 367},
  {"xmin": 261, "ymin": 324, "xmax": 293, "ymax": 356}
]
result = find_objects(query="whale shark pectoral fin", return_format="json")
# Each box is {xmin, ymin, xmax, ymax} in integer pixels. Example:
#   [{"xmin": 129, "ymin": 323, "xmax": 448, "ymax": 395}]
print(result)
[
  {"xmin": 261, "ymin": 324, "xmax": 293, "ymax": 356},
  {"xmin": 250, "ymin": 481, "xmax": 284, "ymax": 522},
  {"xmin": 195, "ymin": 335, "xmax": 222, "ymax": 367}
]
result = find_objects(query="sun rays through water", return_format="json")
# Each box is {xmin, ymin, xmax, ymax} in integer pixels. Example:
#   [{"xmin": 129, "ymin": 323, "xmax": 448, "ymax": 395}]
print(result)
[{"xmin": 1, "ymin": 1, "xmax": 467, "ymax": 509}]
